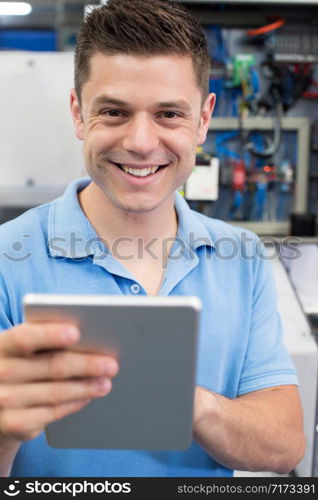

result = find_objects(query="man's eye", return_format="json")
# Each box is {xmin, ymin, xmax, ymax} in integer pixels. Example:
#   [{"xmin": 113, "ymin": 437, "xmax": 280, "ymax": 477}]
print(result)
[
  {"xmin": 101, "ymin": 109, "xmax": 125, "ymax": 117},
  {"xmin": 161, "ymin": 111, "xmax": 179, "ymax": 119}
]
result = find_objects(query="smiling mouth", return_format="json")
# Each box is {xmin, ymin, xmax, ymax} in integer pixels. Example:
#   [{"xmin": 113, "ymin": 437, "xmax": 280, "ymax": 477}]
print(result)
[{"xmin": 111, "ymin": 161, "xmax": 169, "ymax": 178}]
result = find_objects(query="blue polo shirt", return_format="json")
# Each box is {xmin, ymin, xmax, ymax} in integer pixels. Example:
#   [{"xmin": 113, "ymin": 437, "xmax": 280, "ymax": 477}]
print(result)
[{"xmin": 0, "ymin": 178, "xmax": 297, "ymax": 477}]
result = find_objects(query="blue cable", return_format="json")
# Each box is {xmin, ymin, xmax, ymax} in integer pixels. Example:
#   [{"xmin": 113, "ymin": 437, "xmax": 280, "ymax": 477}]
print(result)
[
  {"xmin": 229, "ymin": 190, "xmax": 243, "ymax": 220},
  {"xmin": 250, "ymin": 67, "xmax": 260, "ymax": 95},
  {"xmin": 250, "ymin": 133, "xmax": 267, "ymax": 220},
  {"xmin": 216, "ymin": 131, "xmax": 241, "ymax": 160}
]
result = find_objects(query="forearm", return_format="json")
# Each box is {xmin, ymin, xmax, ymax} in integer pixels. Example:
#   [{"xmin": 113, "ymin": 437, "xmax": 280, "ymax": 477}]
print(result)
[
  {"xmin": 0, "ymin": 440, "xmax": 20, "ymax": 477},
  {"xmin": 193, "ymin": 386, "xmax": 305, "ymax": 474}
]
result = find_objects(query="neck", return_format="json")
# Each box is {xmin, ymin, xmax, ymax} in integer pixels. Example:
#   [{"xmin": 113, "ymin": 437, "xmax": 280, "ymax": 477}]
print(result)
[{"xmin": 78, "ymin": 182, "xmax": 178, "ymax": 246}]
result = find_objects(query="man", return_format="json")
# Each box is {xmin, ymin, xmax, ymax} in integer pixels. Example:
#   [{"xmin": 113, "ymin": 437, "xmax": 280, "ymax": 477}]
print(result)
[{"xmin": 0, "ymin": 0, "xmax": 304, "ymax": 477}]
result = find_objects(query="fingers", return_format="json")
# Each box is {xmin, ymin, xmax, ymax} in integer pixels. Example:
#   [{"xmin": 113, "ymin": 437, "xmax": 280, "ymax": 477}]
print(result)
[
  {"xmin": 0, "ymin": 323, "xmax": 80, "ymax": 357},
  {"xmin": 0, "ymin": 351, "xmax": 119, "ymax": 383},
  {"xmin": 0, "ymin": 323, "xmax": 120, "ymax": 446},
  {"xmin": 0, "ymin": 378, "xmax": 112, "ymax": 409},
  {"xmin": 0, "ymin": 400, "xmax": 91, "ymax": 442}
]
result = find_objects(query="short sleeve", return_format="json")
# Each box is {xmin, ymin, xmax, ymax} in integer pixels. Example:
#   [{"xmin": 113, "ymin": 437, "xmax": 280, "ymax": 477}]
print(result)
[
  {"xmin": 238, "ymin": 244, "xmax": 299, "ymax": 395},
  {"xmin": 0, "ymin": 271, "xmax": 14, "ymax": 332}
]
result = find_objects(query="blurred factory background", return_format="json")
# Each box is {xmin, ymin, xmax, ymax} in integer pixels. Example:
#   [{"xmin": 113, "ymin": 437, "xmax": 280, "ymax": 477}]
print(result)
[{"xmin": 0, "ymin": 0, "xmax": 318, "ymax": 477}]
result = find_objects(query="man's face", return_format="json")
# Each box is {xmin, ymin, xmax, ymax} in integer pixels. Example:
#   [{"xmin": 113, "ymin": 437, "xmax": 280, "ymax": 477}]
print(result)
[{"xmin": 71, "ymin": 53, "xmax": 215, "ymax": 214}]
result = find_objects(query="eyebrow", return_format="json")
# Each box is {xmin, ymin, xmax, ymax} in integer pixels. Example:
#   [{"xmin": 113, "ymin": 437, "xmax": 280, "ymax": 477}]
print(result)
[
  {"xmin": 92, "ymin": 96, "xmax": 128, "ymax": 109},
  {"xmin": 91, "ymin": 95, "xmax": 192, "ymax": 112}
]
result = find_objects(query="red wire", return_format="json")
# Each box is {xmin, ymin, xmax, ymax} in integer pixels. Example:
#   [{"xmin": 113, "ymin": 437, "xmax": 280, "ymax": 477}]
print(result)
[
  {"xmin": 247, "ymin": 19, "xmax": 286, "ymax": 37},
  {"xmin": 303, "ymin": 92, "xmax": 318, "ymax": 98}
]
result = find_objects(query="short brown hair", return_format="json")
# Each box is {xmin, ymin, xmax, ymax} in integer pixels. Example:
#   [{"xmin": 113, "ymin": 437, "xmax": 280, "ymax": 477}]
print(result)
[{"xmin": 74, "ymin": 0, "xmax": 210, "ymax": 103}]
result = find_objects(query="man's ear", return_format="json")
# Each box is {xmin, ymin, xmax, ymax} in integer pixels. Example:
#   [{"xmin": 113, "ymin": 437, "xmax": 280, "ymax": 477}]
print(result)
[
  {"xmin": 70, "ymin": 88, "xmax": 84, "ymax": 140},
  {"xmin": 197, "ymin": 93, "xmax": 216, "ymax": 146}
]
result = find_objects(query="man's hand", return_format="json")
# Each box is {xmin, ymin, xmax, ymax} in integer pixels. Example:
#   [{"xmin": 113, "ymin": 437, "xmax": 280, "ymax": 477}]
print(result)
[
  {"xmin": 193, "ymin": 385, "xmax": 305, "ymax": 474},
  {"xmin": 0, "ymin": 322, "xmax": 119, "ymax": 475}
]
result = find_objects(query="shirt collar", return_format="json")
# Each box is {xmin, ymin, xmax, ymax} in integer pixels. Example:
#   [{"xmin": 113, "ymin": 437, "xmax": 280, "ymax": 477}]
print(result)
[
  {"xmin": 174, "ymin": 192, "xmax": 214, "ymax": 251},
  {"xmin": 48, "ymin": 178, "xmax": 100, "ymax": 258},
  {"xmin": 47, "ymin": 178, "xmax": 214, "ymax": 259}
]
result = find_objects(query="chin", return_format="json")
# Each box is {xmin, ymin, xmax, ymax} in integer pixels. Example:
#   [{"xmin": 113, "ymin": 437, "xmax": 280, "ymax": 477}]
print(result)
[{"xmin": 114, "ymin": 194, "xmax": 168, "ymax": 214}]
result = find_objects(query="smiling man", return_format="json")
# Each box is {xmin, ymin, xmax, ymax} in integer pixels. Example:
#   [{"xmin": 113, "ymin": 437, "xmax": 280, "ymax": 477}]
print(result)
[{"xmin": 0, "ymin": 0, "xmax": 304, "ymax": 477}]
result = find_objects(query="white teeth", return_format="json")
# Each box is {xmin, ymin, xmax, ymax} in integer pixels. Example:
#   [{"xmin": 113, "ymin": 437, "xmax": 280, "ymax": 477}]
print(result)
[{"xmin": 121, "ymin": 165, "xmax": 160, "ymax": 177}]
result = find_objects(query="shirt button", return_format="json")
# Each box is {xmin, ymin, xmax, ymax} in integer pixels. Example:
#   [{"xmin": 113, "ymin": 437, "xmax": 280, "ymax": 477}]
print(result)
[{"xmin": 130, "ymin": 283, "xmax": 141, "ymax": 294}]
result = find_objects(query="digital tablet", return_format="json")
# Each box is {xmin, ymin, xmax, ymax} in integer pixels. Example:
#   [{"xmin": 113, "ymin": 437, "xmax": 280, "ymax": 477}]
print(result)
[{"xmin": 23, "ymin": 293, "xmax": 201, "ymax": 450}]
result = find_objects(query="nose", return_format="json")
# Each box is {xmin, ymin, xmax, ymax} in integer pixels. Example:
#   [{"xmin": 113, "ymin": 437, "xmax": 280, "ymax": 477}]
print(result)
[{"xmin": 122, "ymin": 113, "xmax": 160, "ymax": 156}]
